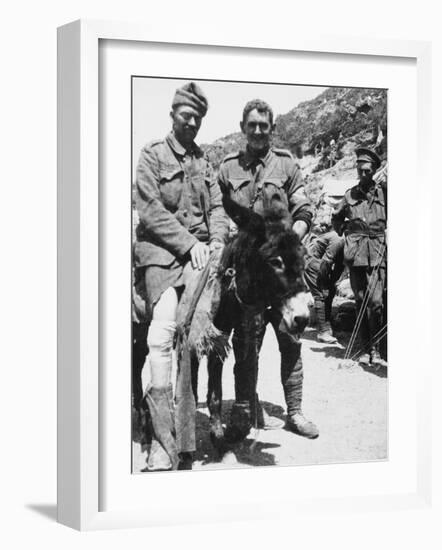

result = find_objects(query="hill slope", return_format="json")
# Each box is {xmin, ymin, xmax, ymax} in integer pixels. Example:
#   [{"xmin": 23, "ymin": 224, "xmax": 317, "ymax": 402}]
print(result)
[{"xmin": 202, "ymin": 87, "xmax": 387, "ymax": 185}]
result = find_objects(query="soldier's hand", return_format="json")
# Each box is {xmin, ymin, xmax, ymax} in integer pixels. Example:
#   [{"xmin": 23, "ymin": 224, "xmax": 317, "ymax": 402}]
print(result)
[
  {"xmin": 190, "ymin": 242, "xmax": 210, "ymax": 270},
  {"xmin": 292, "ymin": 220, "xmax": 308, "ymax": 240}
]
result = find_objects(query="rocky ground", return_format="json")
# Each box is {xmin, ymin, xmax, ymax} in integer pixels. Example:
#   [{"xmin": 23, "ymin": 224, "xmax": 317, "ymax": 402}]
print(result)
[{"xmin": 132, "ymin": 321, "xmax": 388, "ymax": 473}]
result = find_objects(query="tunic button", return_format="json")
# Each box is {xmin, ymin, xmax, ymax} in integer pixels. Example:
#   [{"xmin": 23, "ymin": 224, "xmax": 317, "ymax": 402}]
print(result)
[{"xmin": 182, "ymin": 210, "xmax": 188, "ymax": 217}]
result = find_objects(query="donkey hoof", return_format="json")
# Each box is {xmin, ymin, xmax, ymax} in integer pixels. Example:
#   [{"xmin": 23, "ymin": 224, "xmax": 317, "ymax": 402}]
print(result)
[
  {"xmin": 209, "ymin": 418, "xmax": 224, "ymax": 437},
  {"xmin": 209, "ymin": 418, "xmax": 225, "ymax": 450},
  {"xmin": 225, "ymin": 402, "xmax": 252, "ymax": 443},
  {"xmin": 224, "ymin": 424, "xmax": 250, "ymax": 444}
]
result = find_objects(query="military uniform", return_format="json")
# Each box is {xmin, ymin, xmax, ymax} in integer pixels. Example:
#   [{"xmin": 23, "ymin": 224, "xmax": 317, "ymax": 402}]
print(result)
[
  {"xmin": 332, "ymin": 147, "xmax": 387, "ymax": 362},
  {"xmin": 218, "ymin": 147, "xmax": 312, "ymax": 226},
  {"xmin": 134, "ymin": 95, "xmax": 229, "ymax": 469},
  {"xmin": 304, "ymin": 230, "xmax": 344, "ymax": 338},
  {"xmin": 135, "ymin": 132, "xmax": 229, "ymax": 313},
  {"xmin": 218, "ymin": 147, "xmax": 316, "ymax": 432}
]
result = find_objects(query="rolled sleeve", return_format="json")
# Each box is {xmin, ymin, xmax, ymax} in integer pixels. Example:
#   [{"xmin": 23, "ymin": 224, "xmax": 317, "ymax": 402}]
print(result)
[{"xmin": 286, "ymin": 161, "xmax": 314, "ymax": 228}]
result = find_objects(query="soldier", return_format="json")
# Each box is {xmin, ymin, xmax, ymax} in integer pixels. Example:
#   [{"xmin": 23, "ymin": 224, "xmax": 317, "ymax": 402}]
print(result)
[
  {"xmin": 304, "ymin": 228, "xmax": 345, "ymax": 344},
  {"xmin": 218, "ymin": 99, "xmax": 319, "ymax": 439},
  {"xmin": 134, "ymin": 82, "xmax": 229, "ymax": 470},
  {"xmin": 332, "ymin": 147, "xmax": 387, "ymax": 368}
]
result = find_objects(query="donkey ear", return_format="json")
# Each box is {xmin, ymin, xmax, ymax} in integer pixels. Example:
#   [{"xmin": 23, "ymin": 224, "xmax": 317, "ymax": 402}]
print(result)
[{"xmin": 222, "ymin": 194, "xmax": 265, "ymax": 238}]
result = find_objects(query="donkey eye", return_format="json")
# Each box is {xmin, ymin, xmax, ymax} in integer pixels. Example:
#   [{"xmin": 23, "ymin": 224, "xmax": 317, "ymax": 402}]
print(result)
[{"xmin": 268, "ymin": 256, "xmax": 285, "ymax": 270}]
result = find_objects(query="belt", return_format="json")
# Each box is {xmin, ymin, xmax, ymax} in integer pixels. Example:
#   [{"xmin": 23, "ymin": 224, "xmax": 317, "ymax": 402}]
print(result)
[{"xmin": 345, "ymin": 230, "xmax": 385, "ymax": 238}]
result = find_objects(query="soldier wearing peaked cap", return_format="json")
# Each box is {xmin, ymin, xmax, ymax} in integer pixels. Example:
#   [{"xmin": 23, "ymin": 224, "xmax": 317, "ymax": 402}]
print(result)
[
  {"xmin": 354, "ymin": 147, "xmax": 382, "ymax": 171},
  {"xmin": 133, "ymin": 82, "xmax": 229, "ymax": 471},
  {"xmin": 332, "ymin": 146, "xmax": 387, "ymax": 368}
]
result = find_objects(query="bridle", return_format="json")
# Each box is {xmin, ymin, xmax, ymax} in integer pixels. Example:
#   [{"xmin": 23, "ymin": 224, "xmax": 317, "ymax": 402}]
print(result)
[{"xmin": 223, "ymin": 266, "xmax": 266, "ymax": 315}]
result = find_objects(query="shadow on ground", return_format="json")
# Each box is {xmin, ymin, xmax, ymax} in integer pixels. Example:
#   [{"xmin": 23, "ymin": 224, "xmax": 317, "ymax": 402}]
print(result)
[
  {"xmin": 360, "ymin": 364, "xmax": 388, "ymax": 379},
  {"xmin": 26, "ymin": 504, "xmax": 57, "ymax": 522},
  {"xmin": 309, "ymin": 345, "xmax": 346, "ymax": 359},
  {"xmin": 193, "ymin": 399, "xmax": 284, "ymax": 468},
  {"xmin": 304, "ymin": 329, "xmax": 387, "ymax": 378}
]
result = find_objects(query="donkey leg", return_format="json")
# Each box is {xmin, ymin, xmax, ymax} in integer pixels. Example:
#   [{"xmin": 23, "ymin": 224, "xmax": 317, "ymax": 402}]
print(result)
[
  {"xmin": 190, "ymin": 351, "xmax": 199, "ymax": 405},
  {"xmin": 132, "ymin": 322, "xmax": 148, "ymax": 407},
  {"xmin": 132, "ymin": 321, "xmax": 150, "ymax": 443},
  {"xmin": 225, "ymin": 313, "xmax": 266, "ymax": 443},
  {"xmin": 206, "ymin": 351, "xmax": 225, "ymax": 453}
]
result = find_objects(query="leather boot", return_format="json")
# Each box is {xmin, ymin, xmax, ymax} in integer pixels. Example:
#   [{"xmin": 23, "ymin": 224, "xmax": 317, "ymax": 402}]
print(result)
[
  {"xmin": 283, "ymin": 367, "xmax": 319, "ymax": 439},
  {"xmin": 317, "ymin": 331, "xmax": 338, "ymax": 344},
  {"xmin": 358, "ymin": 353, "xmax": 371, "ymax": 367},
  {"xmin": 145, "ymin": 385, "xmax": 179, "ymax": 471},
  {"xmin": 178, "ymin": 452, "xmax": 193, "ymax": 470},
  {"xmin": 370, "ymin": 349, "xmax": 388, "ymax": 370},
  {"xmin": 286, "ymin": 412, "xmax": 319, "ymax": 439}
]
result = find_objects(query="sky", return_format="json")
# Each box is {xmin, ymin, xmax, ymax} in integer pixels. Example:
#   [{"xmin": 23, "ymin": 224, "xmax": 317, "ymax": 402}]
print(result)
[{"xmin": 132, "ymin": 77, "xmax": 326, "ymax": 170}]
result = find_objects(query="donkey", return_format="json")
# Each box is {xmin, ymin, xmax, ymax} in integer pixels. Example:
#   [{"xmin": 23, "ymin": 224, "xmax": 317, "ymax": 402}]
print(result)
[
  {"xmin": 203, "ymin": 194, "xmax": 312, "ymax": 453},
  {"xmin": 134, "ymin": 194, "xmax": 311, "ymax": 464}
]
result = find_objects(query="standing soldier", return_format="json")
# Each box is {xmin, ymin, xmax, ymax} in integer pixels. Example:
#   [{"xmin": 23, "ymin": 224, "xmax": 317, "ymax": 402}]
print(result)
[
  {"xmin": 218, "ymin": 99, "xmax": 319, "ymax": 439},
  {"xmin": 332, "ymin": 147, "xmax": 387, "ymax": 368},
  {"xmin": 134, "ymin": 82, "xmax": 228, "ymax": 471}
]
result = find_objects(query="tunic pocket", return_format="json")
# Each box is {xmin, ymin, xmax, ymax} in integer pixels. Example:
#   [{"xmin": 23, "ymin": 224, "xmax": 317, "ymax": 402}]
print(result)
[
  {"xmin": 264, "ymin": 177, "xmax": 285, "ymax": 188},
  {"xmin": 228, "ymin": 177, "xmax": 251, "ymax": 191},
  {"xmin": 158, "ymin": 167, "xmax": 184, "ymax": 210}
]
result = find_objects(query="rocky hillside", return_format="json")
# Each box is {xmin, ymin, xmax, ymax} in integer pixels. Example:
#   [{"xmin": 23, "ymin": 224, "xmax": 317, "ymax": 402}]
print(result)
[
  {"xmin": 274, "ymin": 87, "xmax": 387, "ymax": 158},
  {"xmin": 201, "ymin": 87, "xmax": 387, "ymax": 198}
]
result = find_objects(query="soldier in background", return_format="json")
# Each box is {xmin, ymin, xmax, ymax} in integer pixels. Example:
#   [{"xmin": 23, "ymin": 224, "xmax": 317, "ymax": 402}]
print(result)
[
  {"xmin": 304, "ymin": 229, "xmax": 344, "ymax": 344},
  {"xmin": 332, "ymin": 147, "xmax": 387, "ymax": 368}
]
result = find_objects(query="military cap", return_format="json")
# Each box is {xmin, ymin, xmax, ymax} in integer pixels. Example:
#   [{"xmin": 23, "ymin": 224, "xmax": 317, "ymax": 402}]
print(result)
[
  {"xmin": 355, "ymin": 147, "xmax": 381, "ymax": 171},
  {"xmin": 172, "ymin": 81, "xmax": 208, "ymax": 117}
]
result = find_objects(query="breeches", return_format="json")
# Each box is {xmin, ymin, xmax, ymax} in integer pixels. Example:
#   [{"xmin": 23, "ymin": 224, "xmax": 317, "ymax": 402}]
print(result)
[{"xmin": 304, "ymin": 257, "xmax": 334, "ymax": 333}]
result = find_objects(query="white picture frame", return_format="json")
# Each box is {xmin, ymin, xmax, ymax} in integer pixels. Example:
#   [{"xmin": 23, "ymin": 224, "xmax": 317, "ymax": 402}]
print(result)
[{"xmin": 57, "ymin": 19, "xmax": 432, "ymax": 531}]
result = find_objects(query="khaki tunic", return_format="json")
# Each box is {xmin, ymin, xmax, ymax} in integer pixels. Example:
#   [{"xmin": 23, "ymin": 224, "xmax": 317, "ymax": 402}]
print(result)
[
  {"xmin": 332, "ymin": 182, "xmax": 387, "ymax": 267},
  {"xmin": 217, "ymin": 147, "xmax": 313, "ymax": 226},
  {"xmin": 134, "ymin": 132, "xmax": 229, "ymax": 311}
]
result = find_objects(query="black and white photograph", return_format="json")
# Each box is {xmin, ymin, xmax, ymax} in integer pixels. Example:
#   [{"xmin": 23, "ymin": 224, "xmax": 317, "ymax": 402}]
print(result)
[
  {"xmin": 3, "ymin": 0, "xmax": 439, "ymax": 542},
  {"xmin": 131, "ymin": 76, "xmax": 388, "ymax": 473}
]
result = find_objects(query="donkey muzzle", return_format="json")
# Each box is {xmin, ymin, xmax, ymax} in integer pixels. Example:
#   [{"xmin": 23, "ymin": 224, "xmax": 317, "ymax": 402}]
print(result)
[{"xmin": 280, "ymin": 292, "xmax": 314, "ymax": 341}]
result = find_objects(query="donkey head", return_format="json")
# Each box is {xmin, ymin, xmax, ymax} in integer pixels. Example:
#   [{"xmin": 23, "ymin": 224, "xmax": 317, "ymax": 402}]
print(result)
[{"xmin": 223, "ymin": 194, "xmax": 312, "ymax": 340}]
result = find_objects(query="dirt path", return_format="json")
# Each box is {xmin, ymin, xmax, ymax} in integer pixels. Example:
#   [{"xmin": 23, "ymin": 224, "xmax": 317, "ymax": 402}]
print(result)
[{"xmin": 132, "ymin": 327, "xmax": 387, "ymax": 473}]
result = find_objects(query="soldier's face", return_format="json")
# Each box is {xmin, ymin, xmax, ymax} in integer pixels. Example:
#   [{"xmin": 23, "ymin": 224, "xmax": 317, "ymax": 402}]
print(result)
[
  {"xmin": 171, "ymin": 105, "xmax": 202, "ymax": 146},
  {"xmin": 357, "ymin": 163, "xmax": 376, "ymax": 185},
  {"xmin": 241, "ymin": 109, "xmax": 274, "ymax": 153}
]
